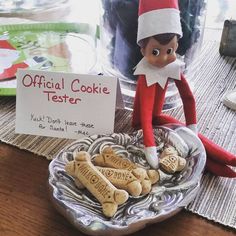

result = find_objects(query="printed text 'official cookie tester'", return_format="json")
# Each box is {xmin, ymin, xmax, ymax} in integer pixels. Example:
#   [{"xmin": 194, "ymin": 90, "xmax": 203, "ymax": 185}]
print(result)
[{"xmin": 21, "ymin": 74, "xmax": 111, "ymax": 104}]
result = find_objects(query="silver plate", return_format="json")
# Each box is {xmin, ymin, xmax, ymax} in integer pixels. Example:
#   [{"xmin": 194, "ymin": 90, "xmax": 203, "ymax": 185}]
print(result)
[{"xmin": 48, "ymin": 124, "xmax": 206, "ymax": 236}]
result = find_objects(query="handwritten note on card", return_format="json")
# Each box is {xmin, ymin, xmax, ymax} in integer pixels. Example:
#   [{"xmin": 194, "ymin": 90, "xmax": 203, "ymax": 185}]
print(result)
[{"xmin": 15, "ymin": 69, "xmax": 118, "ymax": 139}]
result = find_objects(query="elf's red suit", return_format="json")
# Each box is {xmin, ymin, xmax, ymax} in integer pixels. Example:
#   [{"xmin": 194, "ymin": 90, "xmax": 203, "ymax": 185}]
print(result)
[
  {"xmin": 132, "ymin": 0, "xmax": 236, "ymax": 178},
  {"xmin": 132, "ymin": 72, "xmax": 236, "ymax": 177}
]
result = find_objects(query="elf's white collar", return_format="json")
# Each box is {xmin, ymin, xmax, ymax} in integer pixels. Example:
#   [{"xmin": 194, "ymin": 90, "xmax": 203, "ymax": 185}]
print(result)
[{"xmin": 133, "ymin": 57, "xmax": 185, "ymax": 89}]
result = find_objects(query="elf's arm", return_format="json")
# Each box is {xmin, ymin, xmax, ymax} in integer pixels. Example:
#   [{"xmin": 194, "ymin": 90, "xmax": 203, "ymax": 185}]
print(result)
[
  {"xmin": 133, "ymin": 75, "xmax": 159, "ymax": 168},
  {"xmin": 175, "ymin": 73, "xmax": 197, "ymax": 133},
  {"xmin": 136, "ymin": 75, "xmax": 156, "ymax": 147}
]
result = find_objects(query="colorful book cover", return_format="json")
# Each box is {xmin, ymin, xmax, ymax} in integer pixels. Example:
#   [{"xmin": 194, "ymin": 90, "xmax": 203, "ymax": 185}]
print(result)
[{"xmin": 0, "ymin": 22, "xmax": 98, "ymax": 95}]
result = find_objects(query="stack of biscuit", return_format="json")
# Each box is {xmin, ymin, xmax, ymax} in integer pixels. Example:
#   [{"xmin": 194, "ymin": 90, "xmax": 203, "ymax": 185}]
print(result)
[
  {"xmin": 65, "ymin": 147, "xmax": 160, "ymax": 218},
  {"xmin": 65, "ymin": 145, "xmax": 187, "ymax": 217}
]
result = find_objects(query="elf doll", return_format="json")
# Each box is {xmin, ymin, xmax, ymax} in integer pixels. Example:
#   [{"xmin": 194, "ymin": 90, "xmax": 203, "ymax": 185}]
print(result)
[{"xmin": 132, "ymin": 0, "xmax": 236, "ymax": 177}]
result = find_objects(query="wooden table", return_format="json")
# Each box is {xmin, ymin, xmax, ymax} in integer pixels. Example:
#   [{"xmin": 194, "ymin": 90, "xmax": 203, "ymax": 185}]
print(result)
[{"xmin": 0, "ymin": 142, "xmax": 235, "ymax": 236}]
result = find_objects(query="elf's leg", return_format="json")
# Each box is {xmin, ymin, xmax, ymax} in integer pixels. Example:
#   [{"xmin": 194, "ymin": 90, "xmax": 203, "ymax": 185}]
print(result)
[
  {"xmin": 153, "ymin": 114, "xmax": 236, "ymax": 177},
  {"xmin": 206, "ymin": 159, "xmax": 236, "ymax": 178}
]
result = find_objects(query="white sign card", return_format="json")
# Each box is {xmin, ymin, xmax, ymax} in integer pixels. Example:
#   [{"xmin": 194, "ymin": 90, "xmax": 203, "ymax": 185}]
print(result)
[{"xmin": 15, "ymin": 69, "xmax": 120, "ymax": 139}]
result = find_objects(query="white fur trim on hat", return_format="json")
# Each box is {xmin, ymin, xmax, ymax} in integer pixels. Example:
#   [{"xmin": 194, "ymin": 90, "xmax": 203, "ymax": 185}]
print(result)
[{"xmin": 137, "ymin": 8, "xmax": 183, "ymax": 45}]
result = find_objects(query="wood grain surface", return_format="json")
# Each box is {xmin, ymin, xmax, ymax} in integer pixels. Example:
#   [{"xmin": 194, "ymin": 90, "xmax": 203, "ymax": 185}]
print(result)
[{"xmin": 0, "ymin": 142, "xmax": 235, "ymax": 236}]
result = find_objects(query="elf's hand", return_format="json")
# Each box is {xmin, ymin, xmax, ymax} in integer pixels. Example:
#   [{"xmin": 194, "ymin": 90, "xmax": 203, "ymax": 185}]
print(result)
[{"xmin": 144, "ymin": 146, "xmax": 159, "ymax": 169}]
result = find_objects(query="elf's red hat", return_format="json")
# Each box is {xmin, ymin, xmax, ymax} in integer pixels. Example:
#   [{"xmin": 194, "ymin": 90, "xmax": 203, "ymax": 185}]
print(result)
[{"xmin": 137, "ymin": 0, "xmax": 183, "ymax": 45}]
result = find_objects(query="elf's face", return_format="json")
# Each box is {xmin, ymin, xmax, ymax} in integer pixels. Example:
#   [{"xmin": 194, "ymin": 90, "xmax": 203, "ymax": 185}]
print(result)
[{"xmin": 141, "ymin": 36, "xmax": 178, "ymax": 68}]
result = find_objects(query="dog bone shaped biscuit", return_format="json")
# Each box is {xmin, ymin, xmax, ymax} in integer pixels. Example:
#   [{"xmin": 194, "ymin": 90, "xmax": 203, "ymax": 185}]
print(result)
[
  {"xmin": 65, "ymin": 151, "xmax": 129, "ymax": 217},
  {"xmin": 72, "ymin": 167, "xmax": 143, "ymax": 196},
  {"xmin": 160, "ymin": 146, "xmax": 179, "ymax": 159},
  {"xmin": 93, "ymin": 147, "xmax": 159, "ymax": 181},
  {"xmin": 160, "ymin": 155, "xmax": 186, "ymax": 174},
  {"xmin": 96, "ymin": 167, "xmax": 143, "ymax": 196},
  {"xmin": 94, "ymin": 147, "xmax": 160, "ymax": 192},
  {"xmin": 131, "ymin": 168, "xmax": 160, "ymax": 195},
  {"xmin": 73, "ymin": 166, "xmax": 160, "ymax": 196},
  {"xmin": 94, "ymin": 147, "xmax": 138, "ymax": 171}
]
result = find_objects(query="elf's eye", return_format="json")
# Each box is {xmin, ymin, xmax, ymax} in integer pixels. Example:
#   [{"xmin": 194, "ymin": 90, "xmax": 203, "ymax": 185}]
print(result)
[
  {"xmin": 167, "ymin": 48, "xmax": 174, "ymax": 54},
  {"xmin": 152, "ymin": 49, "xmax": 160, "ymax": 56}
]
